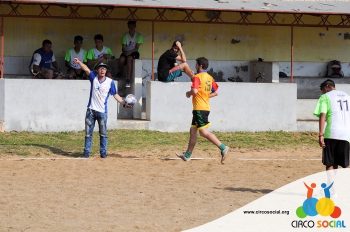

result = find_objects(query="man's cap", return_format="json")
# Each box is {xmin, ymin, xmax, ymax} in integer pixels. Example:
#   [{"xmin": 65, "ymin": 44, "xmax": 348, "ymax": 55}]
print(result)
[{"xmin": 95, "ymin": 62, "xmax": 109, "ymax": 70}]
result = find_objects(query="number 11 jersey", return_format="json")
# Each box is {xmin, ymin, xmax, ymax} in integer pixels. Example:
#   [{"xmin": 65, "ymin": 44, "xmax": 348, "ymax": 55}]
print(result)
[{"xmin": 314, "ymin": 90, "xmax": 350, "ymax": 141}]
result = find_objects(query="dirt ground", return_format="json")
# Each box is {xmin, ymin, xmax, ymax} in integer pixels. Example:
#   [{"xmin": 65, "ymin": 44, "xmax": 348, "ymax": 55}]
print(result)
[{"xmin": 0, "ymin": 148, "xmax": 324, "ymax": 232}]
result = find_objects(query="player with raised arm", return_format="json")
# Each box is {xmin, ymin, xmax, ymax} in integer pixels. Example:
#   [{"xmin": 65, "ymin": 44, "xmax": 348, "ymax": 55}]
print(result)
[
  {"xmin": 157, "ymin": 41, "xmax": 194, "ymax": 82},
  {"xmin": 74, "ymin": 58, "xmax": 131, "ymax": 158},
  {"xmin": 178, "ymin": 57, "xmax": 229, "ymax": 164}
]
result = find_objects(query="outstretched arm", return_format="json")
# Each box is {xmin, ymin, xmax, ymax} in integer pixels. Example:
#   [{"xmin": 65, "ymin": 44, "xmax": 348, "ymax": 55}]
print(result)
[
  {"xmin": 74, "ymin": 58, "xmax": 90, "ymax": 76},
  {"xmin": 113, "ymin": 94, "xmax": 132, "ymax": 108}
]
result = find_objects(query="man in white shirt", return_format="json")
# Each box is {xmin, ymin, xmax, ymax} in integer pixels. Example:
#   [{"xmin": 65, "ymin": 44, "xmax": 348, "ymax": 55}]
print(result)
[{"xmin": 73, "ymin": 58, "xmax": 131, "ymax": 158}]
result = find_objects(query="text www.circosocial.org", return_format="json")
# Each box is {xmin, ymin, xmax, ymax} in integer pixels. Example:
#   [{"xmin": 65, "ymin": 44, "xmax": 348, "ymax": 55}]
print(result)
[{"xmin": 243, "ymin": 210, "xmax": 290, "ymax": 215}]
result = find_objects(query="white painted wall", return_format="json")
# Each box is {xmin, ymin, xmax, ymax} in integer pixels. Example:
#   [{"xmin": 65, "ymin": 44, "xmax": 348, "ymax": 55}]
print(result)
[
  {"xmin": 0, "ymin": 79, "xmax": 124, "ymax": 132},
  {"xmin": 0, "ymin": 79, "xmax": 4, "ymax": 131},
  {"xmin": 147, "ymin": 81, "xmax": 297, "ymax": 132}
]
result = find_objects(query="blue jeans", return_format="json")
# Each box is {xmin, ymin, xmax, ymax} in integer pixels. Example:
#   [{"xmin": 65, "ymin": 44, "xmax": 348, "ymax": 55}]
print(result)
[{"xmin": 83, "ymin": 109, "xmax": 108, "ymax": 158}]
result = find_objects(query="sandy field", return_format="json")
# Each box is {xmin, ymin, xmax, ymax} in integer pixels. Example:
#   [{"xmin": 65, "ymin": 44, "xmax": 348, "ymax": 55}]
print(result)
[{"xmin": 0, "ymin": 148, "xmax": 324, "ymax": 232}]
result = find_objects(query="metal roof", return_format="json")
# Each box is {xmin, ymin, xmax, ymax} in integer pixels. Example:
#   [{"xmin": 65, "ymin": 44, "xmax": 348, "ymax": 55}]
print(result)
[{"xmin": 8, "ymin": 0, "xmax": 350, "ymax": 15}]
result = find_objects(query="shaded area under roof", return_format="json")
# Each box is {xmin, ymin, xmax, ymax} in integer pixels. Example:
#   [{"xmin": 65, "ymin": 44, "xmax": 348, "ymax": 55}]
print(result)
[{"xmin": 7, "ymin": 0, "xmax": 350, "ymax": 15}]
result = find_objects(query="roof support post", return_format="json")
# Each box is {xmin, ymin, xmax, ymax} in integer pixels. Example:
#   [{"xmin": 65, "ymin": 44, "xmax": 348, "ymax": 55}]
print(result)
[
  {"xmin": 0, "ymin": 17, "xmax": 4, "ymax": 79},
  {"xmin": 151, "ymin": 21, "xmax": 155, "ymax": 81},
  {"xmin": 290, "ymin": 26, "xmax": 294, "ymax": 83}
]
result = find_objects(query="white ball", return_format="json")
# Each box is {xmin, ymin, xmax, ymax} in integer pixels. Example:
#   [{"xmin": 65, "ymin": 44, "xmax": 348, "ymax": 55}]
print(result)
[{"xmin": 125, "ymin": 94, "xmax": 137, "ymax": 105}]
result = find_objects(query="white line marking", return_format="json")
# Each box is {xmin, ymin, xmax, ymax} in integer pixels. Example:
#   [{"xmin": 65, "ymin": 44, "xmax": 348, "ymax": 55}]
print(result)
[
  {"xmin": 237, "ymin": 158, "xmax": 321, "ymax": 161},
  {"xmin": 0, "ymin": 157, "xmax": 321, "ymax": 161},
  {"xmin": 161, "ymin": 157, "xmax": 216, "ymax": 160}
]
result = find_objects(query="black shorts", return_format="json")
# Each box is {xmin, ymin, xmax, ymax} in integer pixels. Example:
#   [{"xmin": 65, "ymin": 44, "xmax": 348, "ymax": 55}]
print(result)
[
  {"xmin": 323, "ymin": 139, "xmax": 350, "ymax": 168},
  {"xmin": 191, "ymin": 110, "xmax": 211, "ymax": 129},
  {"xmin": 120, "ymin": 52, "xmax": 140, "ymax": 63}
]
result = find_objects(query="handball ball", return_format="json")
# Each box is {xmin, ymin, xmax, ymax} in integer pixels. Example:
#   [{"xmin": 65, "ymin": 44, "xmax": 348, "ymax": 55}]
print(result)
[{"xmin": 125, "ymin": 94, "xmax": 137, "ymax": 105}]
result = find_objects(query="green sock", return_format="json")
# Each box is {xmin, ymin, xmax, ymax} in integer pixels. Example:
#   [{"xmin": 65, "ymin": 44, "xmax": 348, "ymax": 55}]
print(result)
[
  {"xmin": 219, "ymin": 144, "xmax": 226, "ymax": 151},
  {"xmin": 184, "ymin": 151, "xmax": 192, "ymax": 158}
]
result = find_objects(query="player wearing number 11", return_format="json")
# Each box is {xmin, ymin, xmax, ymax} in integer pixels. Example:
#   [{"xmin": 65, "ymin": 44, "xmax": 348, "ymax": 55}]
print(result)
[{"xmin": 314, "ymin": 79, "xmax": 350, "ymax": 170}]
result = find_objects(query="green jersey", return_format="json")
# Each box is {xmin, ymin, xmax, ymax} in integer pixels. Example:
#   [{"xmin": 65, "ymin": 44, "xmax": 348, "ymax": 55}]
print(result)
[
  {"xmin": 64, "ymin": 48, "xmax": 87, "ymax": 69},
  {"xmin": 314, "ymin": 90, "xmax": 350, "ymax": 141},
  {"xmin": 121, "ymin": 32, "xmax": 144, "ymax": 52},
  {"xmin": 86, "ymin": 46, "xmax": 113, "ymax": 60}
]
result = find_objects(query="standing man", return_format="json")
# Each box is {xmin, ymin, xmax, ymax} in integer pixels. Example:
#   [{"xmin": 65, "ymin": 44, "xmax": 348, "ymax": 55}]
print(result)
[
  {"xmin": 29, "ymin": 39, "xmax": 60, "ymax": 79},
  {"xmin": 73, "ymin": 58, "xmax": 131, "ymax": 158},
  {"xmin": 178, "ymin": 57, "xmax": 229, "ymax": 164},
  {"xmin": 64, "ymin": 35, "xmax": 87, "ymax": 79},
  {"xmin": 157, "ymin": 41, "xmax": 194, "ymax": 82},
  {"xmin": 314, "ymin": 79, "xmax": 350, "ymax": 170},
  {"xmin": 119, "ymin": 20, "xmax": 144, "ymax": 88}
]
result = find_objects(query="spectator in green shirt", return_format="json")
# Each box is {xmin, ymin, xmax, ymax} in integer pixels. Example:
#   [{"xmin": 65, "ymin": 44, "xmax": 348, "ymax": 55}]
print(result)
[{"xmin": 64, "ymin": 35, "xmax": 87, "ymax": 79}]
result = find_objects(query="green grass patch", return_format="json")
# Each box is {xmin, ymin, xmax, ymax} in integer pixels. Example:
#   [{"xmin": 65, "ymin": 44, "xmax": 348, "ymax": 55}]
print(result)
[{"xmin": 0, "ymin": 130, "xmax": 319, "ymax": 157}]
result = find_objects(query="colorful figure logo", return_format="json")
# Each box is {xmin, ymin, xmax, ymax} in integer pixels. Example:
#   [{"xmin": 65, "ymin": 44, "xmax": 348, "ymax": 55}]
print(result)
[{"xmin": 296, "ymin": 182, "xmax": 341, "ymax": 219}]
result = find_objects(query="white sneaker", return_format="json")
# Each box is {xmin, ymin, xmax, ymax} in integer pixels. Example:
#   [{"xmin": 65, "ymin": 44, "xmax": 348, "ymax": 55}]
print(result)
[
  {"xmin": 176, "ymin": 152, "xmax": 190, "ymax": 161},
  {"xmin": 221, "ymin": 146, "xmax": 230, "ymax": 164}
]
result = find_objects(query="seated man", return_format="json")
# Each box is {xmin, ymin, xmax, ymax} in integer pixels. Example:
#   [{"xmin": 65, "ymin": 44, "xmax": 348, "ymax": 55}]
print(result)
[
  {"xmin": 29, "ymin": 39, "xmax": 60, "ymax": 79},
  {"xmin": 64, "ymin": 35, "xmax": 87, "ymax": 79},
  {"xmin": 157, "ymin": 41, "xmax": 194, "ymax": 82},
  {"xmin": 86, "ymin": 34, "xmax": 113, "ymax": 72},
  {"xmin": 118, "ymin": 20, "xmax": 144, "ymax": 88},
  {"xmin": 326, "ymin": 60, "xmax": 344, "ymax": 78}
]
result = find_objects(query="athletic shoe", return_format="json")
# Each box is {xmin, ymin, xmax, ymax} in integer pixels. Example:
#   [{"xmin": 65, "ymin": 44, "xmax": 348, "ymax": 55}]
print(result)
[
  {"xmin": 220, "ymin": 146, "xmax": 230, "ymax": 164},
  {"xmin": 125, "ymin": 80, "xmax": 131, "ymax": 88},
  {"xmin": 177, "ymin": 152, "xmax": 190, "ymax": 161}
]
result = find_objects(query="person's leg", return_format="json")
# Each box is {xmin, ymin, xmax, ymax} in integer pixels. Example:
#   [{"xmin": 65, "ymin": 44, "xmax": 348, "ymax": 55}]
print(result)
[
  {"xmin": 326, "ymin": 165, "xmax": 338, "ymax": 170},
  {"xmin": 83, "ymin": 109, "xmax": 96, "ymax": 157},
  {"xmin": 195, "ymin": 110, "xmax": 229, "ymax": 163},
  {"xmin": 198, "ymin": 128, "xmax": 221, "ymax": 147},
  {"xmin": 199, "ymin": 128, "xmax": 230, "ymax": 163},
  {"xmin": 97, "ymin": 111, "xmax": 108, "ymax": 158},
  {"xmin": 178, "ymin": 62, "xmax": 194, "ymax": 79},
  {"xmin": 165, "ymin": 66, "xmax": 183, "ymax": 82},
  {"xmin": 180, "ymin": 126, "xmax": 198, "ymax": 160},
  {"xmin": 118, "ymin": 54, "xmax": 126, "ymax": 78},
  {"xmin": 66, "ymin": 68, "xmax": 75, "ymax": 79},
  {"xmin": 323, "ymin": 139, "xmax": 336, "ymax": 171},
  {"xmin": 125, "ymin": 55, "xmax": 133, "ymax": 87},
  {"xmin": 41, "ymin": 68, "xmax": 53, "ymax": 79},
  {"xmin": 75, "ymin": 69, "xmax": 85, "ymax": 79}
]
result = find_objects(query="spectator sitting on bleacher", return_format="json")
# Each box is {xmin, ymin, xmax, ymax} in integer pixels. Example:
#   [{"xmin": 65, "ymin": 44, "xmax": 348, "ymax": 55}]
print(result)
[
  {"xmin": 326, "ymin": 60, "xmax": 344, "ymax": 78},
  {"xmin": 86, "ymin": 34, "xmax": 113, "ymax": 71},
  {"xmin": 65, "ymin": 35, "xmax": 88, "ymax": 79},
  {"xmin": 118, "ymin": 20, "xmax": 144, "ymax": 88},
  {"xmin": 29, "ymin": 39, "xmax": 60, "ymax": 79}
]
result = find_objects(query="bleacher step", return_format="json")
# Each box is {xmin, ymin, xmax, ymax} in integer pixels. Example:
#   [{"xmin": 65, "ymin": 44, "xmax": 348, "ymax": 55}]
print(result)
[{"xmin": 116, "ymin": 119, "xmax": 150, "ymax": 130}]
